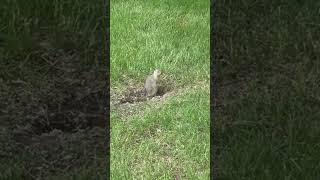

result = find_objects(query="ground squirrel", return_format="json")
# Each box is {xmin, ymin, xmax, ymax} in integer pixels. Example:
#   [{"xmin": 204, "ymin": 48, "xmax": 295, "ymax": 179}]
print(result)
[{"xmin": 144, "ymin": 69, "xmax": 161, "ymax": 97}]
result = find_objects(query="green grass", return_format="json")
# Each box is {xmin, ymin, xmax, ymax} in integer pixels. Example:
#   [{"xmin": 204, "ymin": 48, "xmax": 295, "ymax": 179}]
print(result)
[
  {"xmin": 111, "ymin": 0, "xmax": 210, "ymax": 178},
  {"xmin": 111, "ymin": 86, "xmax": 209, "ymax": 179},
  {"xmin": 111, "ymin": 0, "xmax": 210, "ymax": 87},
  {"xmin": 215, "ymin": 0, "xmax": 320, "ymax": 179}
]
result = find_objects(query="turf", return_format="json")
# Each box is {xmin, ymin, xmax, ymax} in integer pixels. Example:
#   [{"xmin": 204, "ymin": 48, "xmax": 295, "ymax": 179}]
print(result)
[
  {"xmin": 111, "ymin": 0, "xmax": 210, "ymax": 178},
  {"xmin": 111, "ymin": 0, "xmax": 210, "ymax": 87}
]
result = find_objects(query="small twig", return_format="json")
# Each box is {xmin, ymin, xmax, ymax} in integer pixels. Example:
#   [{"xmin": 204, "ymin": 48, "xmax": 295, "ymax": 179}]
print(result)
[{"xmin": 40, "ymin": 54, "xmax": 59, "ymax": 67}]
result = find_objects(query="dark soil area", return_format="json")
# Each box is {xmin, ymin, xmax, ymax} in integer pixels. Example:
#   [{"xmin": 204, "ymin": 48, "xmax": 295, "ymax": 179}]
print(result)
[
  {"xmin": 117, "ymin": 84, "xmax": 170, "ymax": 104},
  {"xmin": 0, "ymin": 37, "xmax": 108, "ymax": 179},
  {"xmin": 0, "ymin": 0, "xmax": 108, "ymax": 179}
]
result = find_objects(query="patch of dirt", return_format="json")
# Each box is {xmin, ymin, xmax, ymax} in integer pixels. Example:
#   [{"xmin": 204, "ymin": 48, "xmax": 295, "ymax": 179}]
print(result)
[
  {"xmin": 0, "ymin": 44, "xmax": 107, "ymax": 178},
  {"xmin": 111, "ymin": 80, "xmax": 209, "ymax": 121},
  {"xmin": 113, "ymin": 84, "xmax": 171, "ymax": 105},
  {"xmin": 111, "ymin": 75, "xmax": 176, "ymax": 120},
  {"xmin": 112, "ymin": 74, "xmax": 173, "ymax": 104}
]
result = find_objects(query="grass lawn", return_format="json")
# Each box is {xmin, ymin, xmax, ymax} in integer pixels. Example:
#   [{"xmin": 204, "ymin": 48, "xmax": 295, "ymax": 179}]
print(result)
[
  {"xmin": 214, "ymin": 0, "xmax": 320, "ymax": 179},
  {"xmin": 111, "ymin": 0, "xmax": 210, "ymax": 179}
]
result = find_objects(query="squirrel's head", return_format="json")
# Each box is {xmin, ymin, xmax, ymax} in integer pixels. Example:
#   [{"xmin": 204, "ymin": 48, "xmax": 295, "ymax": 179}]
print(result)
[{"xmin": 153, "ymin": 69, "xmax": 161, "ymax": 79}]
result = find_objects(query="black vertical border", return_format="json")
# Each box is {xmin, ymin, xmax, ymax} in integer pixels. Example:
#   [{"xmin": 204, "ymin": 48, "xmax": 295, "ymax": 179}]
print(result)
[
  {"xmin": 210, "ymin": 0, "xmax": 220, "ymax": 179},
  {"xmin": 104, "ymin": 0, "xmax": 110, "ymax": 179},
  {"xmin": 210, "ymin": 0, "xmax": 214, "ymax": 179}
]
